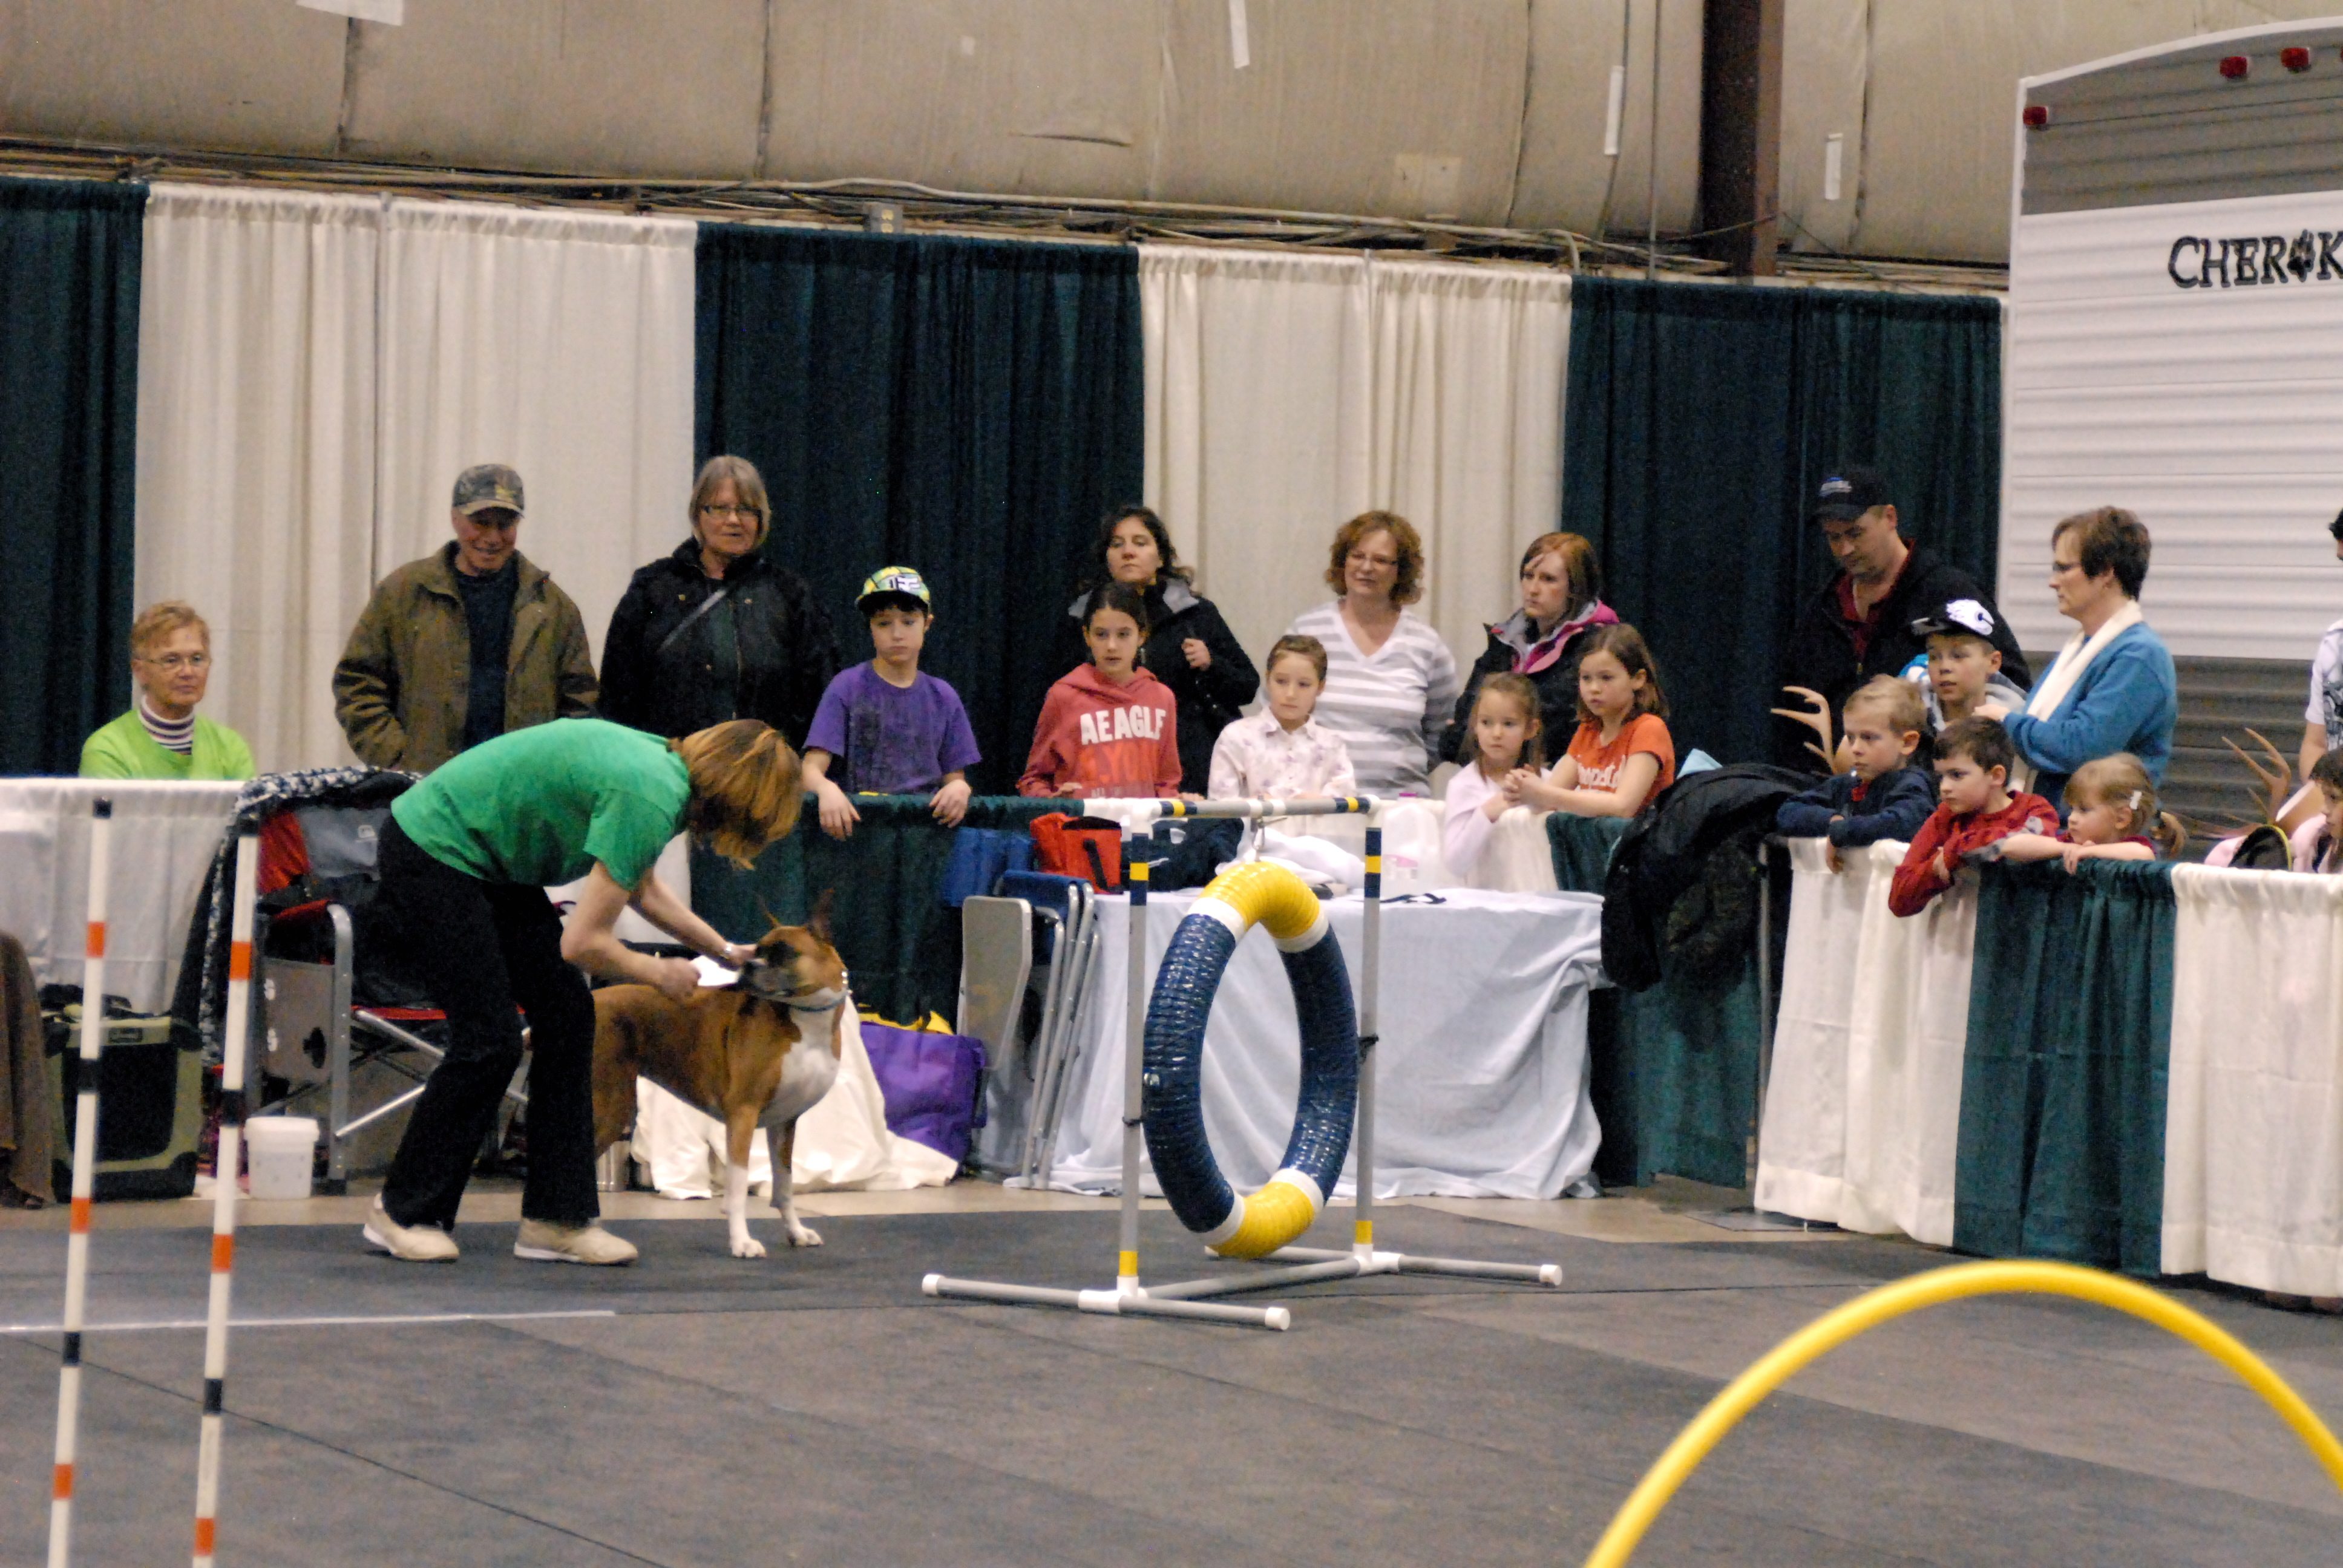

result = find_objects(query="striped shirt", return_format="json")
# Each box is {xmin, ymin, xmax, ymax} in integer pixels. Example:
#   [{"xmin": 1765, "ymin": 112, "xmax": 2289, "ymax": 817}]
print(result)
[
  {"xmin": 1283, "ymin": 601, "xmax": 1460, "ymax": 795},
  {"xmin": 138, "ymin": 696, "xmax": 195, "ymax": 756}
]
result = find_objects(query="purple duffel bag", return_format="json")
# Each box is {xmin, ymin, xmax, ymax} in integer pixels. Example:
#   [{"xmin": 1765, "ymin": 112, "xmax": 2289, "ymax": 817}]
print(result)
[{"xmin": 859, "ymin": 1019, "xmax": 988, "ymax": 1165}]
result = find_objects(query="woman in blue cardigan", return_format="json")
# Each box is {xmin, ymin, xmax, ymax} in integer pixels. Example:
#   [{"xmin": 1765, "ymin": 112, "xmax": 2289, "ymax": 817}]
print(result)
[{"xmin": 1978, "ymin": 506, "xmax": 2177, "ymax": 812}]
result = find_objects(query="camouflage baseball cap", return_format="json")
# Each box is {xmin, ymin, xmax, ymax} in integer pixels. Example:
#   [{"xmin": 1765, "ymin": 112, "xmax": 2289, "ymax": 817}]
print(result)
[
  {"xmin": 857, "ymin": 566, "xmax": 932, "ymax": 612},
  {"xmin": 452, "ymin": 463, "xmax": 525, "ymax": 517}
]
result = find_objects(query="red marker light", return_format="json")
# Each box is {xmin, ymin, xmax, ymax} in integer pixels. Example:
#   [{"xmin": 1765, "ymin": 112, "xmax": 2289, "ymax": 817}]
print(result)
[
  {"xmin": 2282, "ymin": 46, "xmax": 2312, "ymax": 73},
  {"xmin": 2022, "ymin": 105, "xmax": 2050, "ymax": 129},
  {"xmin": 2220, "ymin": 54, "xmax": 2250, "ymax": 80}
]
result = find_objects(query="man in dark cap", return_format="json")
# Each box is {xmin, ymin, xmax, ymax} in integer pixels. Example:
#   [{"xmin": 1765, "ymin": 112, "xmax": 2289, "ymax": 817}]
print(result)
[
  {"xmin": 335, "ymin": 463, "xmax": 598, "ymax": 773},
  {"xmin": 1775, "ymin": 466, "xmax": 2030, "ymax": 768}
]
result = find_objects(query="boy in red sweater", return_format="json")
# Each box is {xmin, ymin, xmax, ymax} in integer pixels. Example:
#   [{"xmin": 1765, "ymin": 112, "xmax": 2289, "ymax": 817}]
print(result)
[
  {"xmin": 1019, "ymin": 583, "xmax": 1183, "ymax": 800},
  {"xmin": 1889, "ymin": 714, "xmax": 2056, "ymax": 916}
]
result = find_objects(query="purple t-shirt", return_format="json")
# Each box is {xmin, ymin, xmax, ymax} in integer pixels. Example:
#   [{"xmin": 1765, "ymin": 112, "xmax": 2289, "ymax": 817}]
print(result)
[{"xmin": 805, "ymin": 664, "xmax": 981, "ymax": 795}]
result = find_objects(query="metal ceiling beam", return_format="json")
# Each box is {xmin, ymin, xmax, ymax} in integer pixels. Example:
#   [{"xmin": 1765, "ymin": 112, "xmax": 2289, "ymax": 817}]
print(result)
[{"xmin": 1697, "ymin": 0, "xmax": 1784, "ymax": 276}]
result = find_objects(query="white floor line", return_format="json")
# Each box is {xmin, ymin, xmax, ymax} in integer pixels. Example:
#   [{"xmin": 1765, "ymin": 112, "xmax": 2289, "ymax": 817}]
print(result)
[{"xmin": 0, "ymin": 1309, "xmax": 619, "ymax": 1334}]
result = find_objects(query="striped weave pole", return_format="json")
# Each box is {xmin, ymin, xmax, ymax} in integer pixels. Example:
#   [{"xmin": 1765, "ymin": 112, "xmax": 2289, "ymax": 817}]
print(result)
[
  {"xmin": 191, "ymin": 825, "xmax": 260, "ymax": 1568},
  {"xmin": 48, "ymin": 798, "xmax": 112, "ymax": 1568}
]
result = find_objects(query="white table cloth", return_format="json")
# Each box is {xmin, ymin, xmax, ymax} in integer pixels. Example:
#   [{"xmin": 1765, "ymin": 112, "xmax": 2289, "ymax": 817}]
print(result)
[
  {"xmin": 2164, "ymin": 864, "xmax": 2343, "ymax": 1298},
  {"xmin": 1044, "ymin": 888, "xmax": 1606, "ymax": 1199},
  {"xmin": 1755, "ymin": 838, "xmax": 1978, "ymax": 1244},
  {"xmin": 0, "ymin": 779, "xmax": 242, "ymax": 1011}
]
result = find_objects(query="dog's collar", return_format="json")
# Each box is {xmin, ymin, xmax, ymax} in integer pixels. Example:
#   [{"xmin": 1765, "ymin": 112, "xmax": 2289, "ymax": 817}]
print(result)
[{"xmin": 779, "ymin": 985, "xmax": 847, "ymax": 1016}]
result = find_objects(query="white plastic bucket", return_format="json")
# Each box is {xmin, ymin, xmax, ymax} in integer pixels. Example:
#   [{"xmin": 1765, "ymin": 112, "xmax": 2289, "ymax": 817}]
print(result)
[{"xmin": 244, "ymin": 1117, "xmax": 320, "ymax": 1201}]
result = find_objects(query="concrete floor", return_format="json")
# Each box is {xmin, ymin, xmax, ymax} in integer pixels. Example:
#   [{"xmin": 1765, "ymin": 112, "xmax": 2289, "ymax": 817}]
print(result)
[{"xmin": 2, "ymin": 1178, "xmax": 2338, "ymax": 1566}]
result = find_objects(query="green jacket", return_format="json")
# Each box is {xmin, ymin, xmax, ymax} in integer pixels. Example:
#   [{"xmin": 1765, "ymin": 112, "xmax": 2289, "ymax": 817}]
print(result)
[
  {"xmin": 332, "ymin": 543, "xmax": 598, "ymax": 773},
  {"xmin": 79, "ymin": 710, "xmax": 255, "ymax": 781}
]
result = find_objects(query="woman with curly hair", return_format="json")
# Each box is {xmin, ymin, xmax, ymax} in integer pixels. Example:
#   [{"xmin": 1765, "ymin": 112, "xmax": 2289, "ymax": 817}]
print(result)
[{"xmin": 1280, "ymin": 511, "xmax": 1460, "ymax": 795}]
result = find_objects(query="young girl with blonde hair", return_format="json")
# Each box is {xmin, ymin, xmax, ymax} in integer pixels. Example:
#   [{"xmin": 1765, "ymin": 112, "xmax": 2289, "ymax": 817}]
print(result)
[{"xmin": 1441, "ymin": 673, "xmax": 1544, "ymax": 883}]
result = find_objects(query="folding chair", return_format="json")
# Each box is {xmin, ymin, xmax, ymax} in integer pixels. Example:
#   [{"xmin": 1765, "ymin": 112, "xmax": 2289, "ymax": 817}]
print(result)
[
  {"xmin": 998, "ymin": 870, "xmax": 1099, "ymax": 1188},
  {"xmin": 957, "ymin": 894, "xmax": 1033, "ymax": 1177},
  {"xmin": 246, "ymin": 800, "xmax": 526, "ymax": 1192}
]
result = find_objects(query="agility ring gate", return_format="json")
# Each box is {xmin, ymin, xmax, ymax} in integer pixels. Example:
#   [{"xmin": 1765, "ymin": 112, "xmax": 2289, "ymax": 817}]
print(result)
[{"xmin": 925, "ymin": 795, "xmax": 1562, "ymax": 1331}]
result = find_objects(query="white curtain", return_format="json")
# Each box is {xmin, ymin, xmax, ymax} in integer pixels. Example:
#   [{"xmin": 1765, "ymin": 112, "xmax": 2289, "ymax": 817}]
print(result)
[
  {"xmin": 1755, "ymin": 839, "xmax": 1974, "ymax": 1245},
  {"xmin": 1141, "ymin": 246, "xmax": 1569, "ymax": 679},
  {"xmin": 136, "ymin": 186, "xmax": 383, "ymax": 774},
  {"xmin": 2163, "ymin": 865, "xmax": 2343, "ymax": 1298},
  {"xmin": 377, "ymin": 200, "xmax": 697, "ymax": 671}
]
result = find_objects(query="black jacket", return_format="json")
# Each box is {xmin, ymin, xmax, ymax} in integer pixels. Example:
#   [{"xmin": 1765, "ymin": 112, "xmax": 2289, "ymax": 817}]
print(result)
[
  {"xmin": 1777, "ymin": 546, "xmax": 2031, "ymax": 767},
  {"xmin": 1444, "ymin": 607, "xmax": 1615, "ymax": 765},
  {"xmin": 1060, "ymin": 578, "xmax": 1258, "ymax": 793},
  {"xmin": 602, "ymin": 541, "xmax": 839, "ymax": 748},
  {"xmin": 1601, "ymin": 763, "xmax": 1810, "ymax": 992}
]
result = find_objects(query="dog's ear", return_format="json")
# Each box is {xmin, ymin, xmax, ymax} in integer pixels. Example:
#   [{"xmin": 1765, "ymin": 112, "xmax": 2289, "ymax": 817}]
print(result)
[
  {"xmin": 756, "ymin": 897, "xmax": 786, "ymax": 936},
  {"xmin": 810, "ymin": 887, "xmax": 836, "ymax": 943}
]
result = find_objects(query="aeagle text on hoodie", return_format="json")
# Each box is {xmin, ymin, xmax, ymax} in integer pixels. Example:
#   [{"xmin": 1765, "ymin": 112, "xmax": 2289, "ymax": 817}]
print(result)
[{"xmin": 1018, "ymin": 662, "xmax": 1182, "ymax": 799}]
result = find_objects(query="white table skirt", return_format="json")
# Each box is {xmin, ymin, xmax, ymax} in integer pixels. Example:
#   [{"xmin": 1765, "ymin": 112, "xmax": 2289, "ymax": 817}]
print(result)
[
  {"xmin": 1043, "ymin": 888, "xmax": 1606, "ymax": 1200},
  {"xmin": 1755, "ymin": 838, "xmax": 1976, "ymax": 1244},
  {"xmin": 0, "ymin": 779, "xmax": 242, "ymax": 1012},
  {"xmin": 2164, "ymin": 864, "xmax": 2343, "ymax": 1297}
]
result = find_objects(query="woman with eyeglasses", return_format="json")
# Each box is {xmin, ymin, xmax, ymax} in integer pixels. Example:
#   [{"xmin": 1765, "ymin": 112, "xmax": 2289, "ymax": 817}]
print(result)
[
  {"xmin": 79, "ymin": 601, "xmax": 255, "ymax": 780},
  {"xmin": 601, "ymin": 455, "xmax": 839, "ymax": 749},
  {"xmin": 1281, "ymin": 511, "xmax": 1461, "ymax": 795}
]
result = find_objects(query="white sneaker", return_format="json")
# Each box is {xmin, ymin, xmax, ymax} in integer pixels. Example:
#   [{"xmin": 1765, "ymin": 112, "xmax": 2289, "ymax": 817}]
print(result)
[
  {"xmin": 513, "ymin": 1218, "xmax": 638, "ymax": 1266},
  {"xmin": 362, "ymin": 1199, "xmax": 458, "ymax": 1263}
]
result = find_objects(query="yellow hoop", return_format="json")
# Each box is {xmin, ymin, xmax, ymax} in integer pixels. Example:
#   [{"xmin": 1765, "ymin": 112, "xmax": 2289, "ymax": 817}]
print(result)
[{"xmin": 1584, "ymin": 1260, "xmax": 2343, "ymax": 1568}]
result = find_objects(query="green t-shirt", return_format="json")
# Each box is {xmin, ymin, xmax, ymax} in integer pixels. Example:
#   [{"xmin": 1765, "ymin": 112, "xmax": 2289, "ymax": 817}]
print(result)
[
  {"xmin": 79, "ymin": 710, "xmax": 255, "ymax": 781},
  {"xmin": 391, "ymin": 719, "xmax": 689, "ymax": 889}
]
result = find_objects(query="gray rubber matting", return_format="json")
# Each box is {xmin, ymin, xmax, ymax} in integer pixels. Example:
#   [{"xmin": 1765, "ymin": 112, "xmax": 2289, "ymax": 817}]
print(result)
[{"xmin": 4, "ymin": 1207, "xmax": 2339, "ymax": 1566}]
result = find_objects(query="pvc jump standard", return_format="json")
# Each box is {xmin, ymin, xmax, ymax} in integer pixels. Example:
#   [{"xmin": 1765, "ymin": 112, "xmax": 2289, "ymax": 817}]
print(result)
[
  {"xmin": 925, "ymin": 795, "xmax": 1562, "ymax": 1331},
  {"xmin": 46, "ymin": 810, "xmax": 262, "ymax": 1568}
]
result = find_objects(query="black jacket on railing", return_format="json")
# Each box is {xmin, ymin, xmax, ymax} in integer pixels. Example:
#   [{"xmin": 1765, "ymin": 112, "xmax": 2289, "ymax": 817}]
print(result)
[{"xmin": 602, "ymin": 541, "xmax": 839, "ymax": 750}]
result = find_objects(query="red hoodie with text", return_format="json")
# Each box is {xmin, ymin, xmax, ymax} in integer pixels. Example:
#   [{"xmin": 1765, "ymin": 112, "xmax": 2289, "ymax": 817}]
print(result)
[
  {"xmin": 1889, "ymin": 790, "xmax": 2057, "ymax": 916},
  {"xmin": 1018, "ymin": 662, "xmax": 1182, "ymax": 800}
]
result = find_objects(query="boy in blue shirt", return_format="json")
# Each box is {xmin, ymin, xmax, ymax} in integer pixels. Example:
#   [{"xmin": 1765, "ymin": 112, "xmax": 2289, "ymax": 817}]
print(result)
[
  {"xmin": 1775, "ymin": 676, "xmax": 1937, "ymax": 866},
  {"xmin": 804, "ymin": 567, "xmax": 981, "ymax": 839}
]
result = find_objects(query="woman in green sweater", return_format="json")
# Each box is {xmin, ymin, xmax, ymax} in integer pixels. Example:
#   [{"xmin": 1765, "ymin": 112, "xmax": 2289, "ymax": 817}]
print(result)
[
  {"xmin": 362, "ymin": 716, "xmax": 802, "ymax": 1267},
  {"xmin": 79, "ymin": 601, "xmax": 255, "ymax": 780}
]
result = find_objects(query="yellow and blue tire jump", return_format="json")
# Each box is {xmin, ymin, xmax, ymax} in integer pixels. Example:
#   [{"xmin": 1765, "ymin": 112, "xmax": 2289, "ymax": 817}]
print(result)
[{"xmin": 1141, "ymin": 861, "xmax": 1357, "ymax": 1261}]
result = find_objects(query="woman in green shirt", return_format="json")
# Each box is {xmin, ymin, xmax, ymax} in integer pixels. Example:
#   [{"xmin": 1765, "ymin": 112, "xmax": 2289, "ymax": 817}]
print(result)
[
  {"xmin": 79, "ymin": 601, "xmax": 255, "ymax": 780},
  {"xmin": 362, "ymin": 717, "xmax": 801, "ymax": 1266}
]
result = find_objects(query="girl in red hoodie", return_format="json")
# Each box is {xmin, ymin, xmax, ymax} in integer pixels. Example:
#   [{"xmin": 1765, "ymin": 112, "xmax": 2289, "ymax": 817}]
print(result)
[{"xmin": 1019, "ymin": 583, "xmax": 1182, "ymax": 799}]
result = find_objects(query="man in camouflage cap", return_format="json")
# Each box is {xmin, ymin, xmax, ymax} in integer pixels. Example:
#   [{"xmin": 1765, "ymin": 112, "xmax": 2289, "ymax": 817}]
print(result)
[{"xmin": 333, "ymin": 463, "xmax": 598, "ymax": 772}]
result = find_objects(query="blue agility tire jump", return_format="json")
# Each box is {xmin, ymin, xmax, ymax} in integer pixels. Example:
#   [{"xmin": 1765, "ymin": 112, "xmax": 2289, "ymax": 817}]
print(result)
[{"xmin": 1141, "ymin": 861, "xmax": 1358, "ymax": 1259}]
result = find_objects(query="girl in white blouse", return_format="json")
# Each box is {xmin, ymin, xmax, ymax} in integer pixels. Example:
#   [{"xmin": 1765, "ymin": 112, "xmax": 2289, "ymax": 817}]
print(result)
[{"xmin": 1207, "ymin": 635, "xmax": 1357, "ymax": 799}]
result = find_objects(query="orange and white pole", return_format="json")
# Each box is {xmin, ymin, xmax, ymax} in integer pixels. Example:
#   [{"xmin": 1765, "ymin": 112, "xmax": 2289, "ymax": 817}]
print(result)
[
  {"xmin": 48, "ymin": 797, "xmax": 112, "ymax": 1568},
  {"xmin": 191, "ymin": 825, "xmax": 258, "ymax": 1568}
]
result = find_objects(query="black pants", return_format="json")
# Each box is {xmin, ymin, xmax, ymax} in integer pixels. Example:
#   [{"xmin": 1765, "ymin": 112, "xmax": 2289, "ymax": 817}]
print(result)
[{"xmin": 376, "ymin": 820, "xmax": 597, "ymax": 1230}]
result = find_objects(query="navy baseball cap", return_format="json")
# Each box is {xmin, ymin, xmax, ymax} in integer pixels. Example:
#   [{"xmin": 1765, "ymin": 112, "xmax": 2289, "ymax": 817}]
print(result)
[{"xmin": 1810, "ymin": 466, "xmax": 1893, "ymax": 524}]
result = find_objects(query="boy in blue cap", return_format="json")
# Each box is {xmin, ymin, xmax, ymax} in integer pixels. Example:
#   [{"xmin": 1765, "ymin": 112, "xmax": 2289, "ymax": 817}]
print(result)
[{"xmin": 803, "ymin": 567, "xmax": 980, "ymax": 838}]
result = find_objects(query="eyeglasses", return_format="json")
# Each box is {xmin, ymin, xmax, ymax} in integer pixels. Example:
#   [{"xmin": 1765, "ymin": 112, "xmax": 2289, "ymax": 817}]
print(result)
[
  {"xmin": 139, "ymin": 653, "xmax": 211, "ymax": 672},
  {"xmin": 700, "ymin": 503, "xmax": 761, "ymax": 520},
  {"xmin": 1346, "ymin": 550, "xmax": 1400, "ymax": 570}
]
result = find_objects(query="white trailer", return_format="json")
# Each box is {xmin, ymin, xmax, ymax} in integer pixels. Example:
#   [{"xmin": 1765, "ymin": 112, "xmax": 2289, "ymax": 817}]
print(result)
[{"xmin": 2005, "ymin": 18, "xmax": 2343, "ymax": 815}]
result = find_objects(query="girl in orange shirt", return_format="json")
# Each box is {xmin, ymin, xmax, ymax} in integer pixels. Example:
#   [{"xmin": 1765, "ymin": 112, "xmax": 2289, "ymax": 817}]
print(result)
[{"xmin": 1509, "ymin": 624, "xmax": 1675, "ymax": 817}]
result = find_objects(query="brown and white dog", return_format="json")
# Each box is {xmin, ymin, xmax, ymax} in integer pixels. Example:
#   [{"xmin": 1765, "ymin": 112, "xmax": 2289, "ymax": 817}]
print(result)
[{"xmin": 591, "ymin": 895, "xmax": 848, "ymax": 1258}]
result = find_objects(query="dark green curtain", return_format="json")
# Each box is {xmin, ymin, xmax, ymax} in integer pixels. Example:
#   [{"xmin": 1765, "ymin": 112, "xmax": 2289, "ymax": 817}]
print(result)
[
  {"xmin": 1953, "ymin": 860, "xmax": 2174, "ymax": 1276},
  {"xmin": 0, "ymin": 178, "xmax": 143, "ymax": 776},
  {"xmin": 696, "ymin": 227, "xmax": 1144, "ymax": 794},
  {"xmin": 692, "ymin": 795, "xmax": 1057, "ymax": 1026},
  {"xmin": 1561, "ymin": 278, "xmax": 2001, "ymax": 767},
  {"xmin": 1550, "ymin": 812, "xmax": 1763, "ymax": 1189}
]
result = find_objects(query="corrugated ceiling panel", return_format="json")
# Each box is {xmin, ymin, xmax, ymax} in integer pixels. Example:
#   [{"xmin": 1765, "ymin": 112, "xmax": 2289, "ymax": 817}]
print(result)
[
  {"xmin": 337, "ymin": 0, "xmax": 767, "ymax": 177},
  {"xmin": 1153, "ymin": 0, "xmax": 1530, "ymax": 222},
  {"xmin": 1511, "ymin": 0, "xmax": 1702, "ymax": 234},
  {"xmin": 1777, "ymin": 0, "xmax": 1869, "ymax": 255},
  {"xmin": 2003, "ymin": 192, "xmax": 2343, "ymax": 661},
  {"xmin": 759, "ymin": 1, "xmax": 1161, "ymax": 197},
  {"xmin": 0, "ymin": 0, "xmax": 349, "ymax": 157}
]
